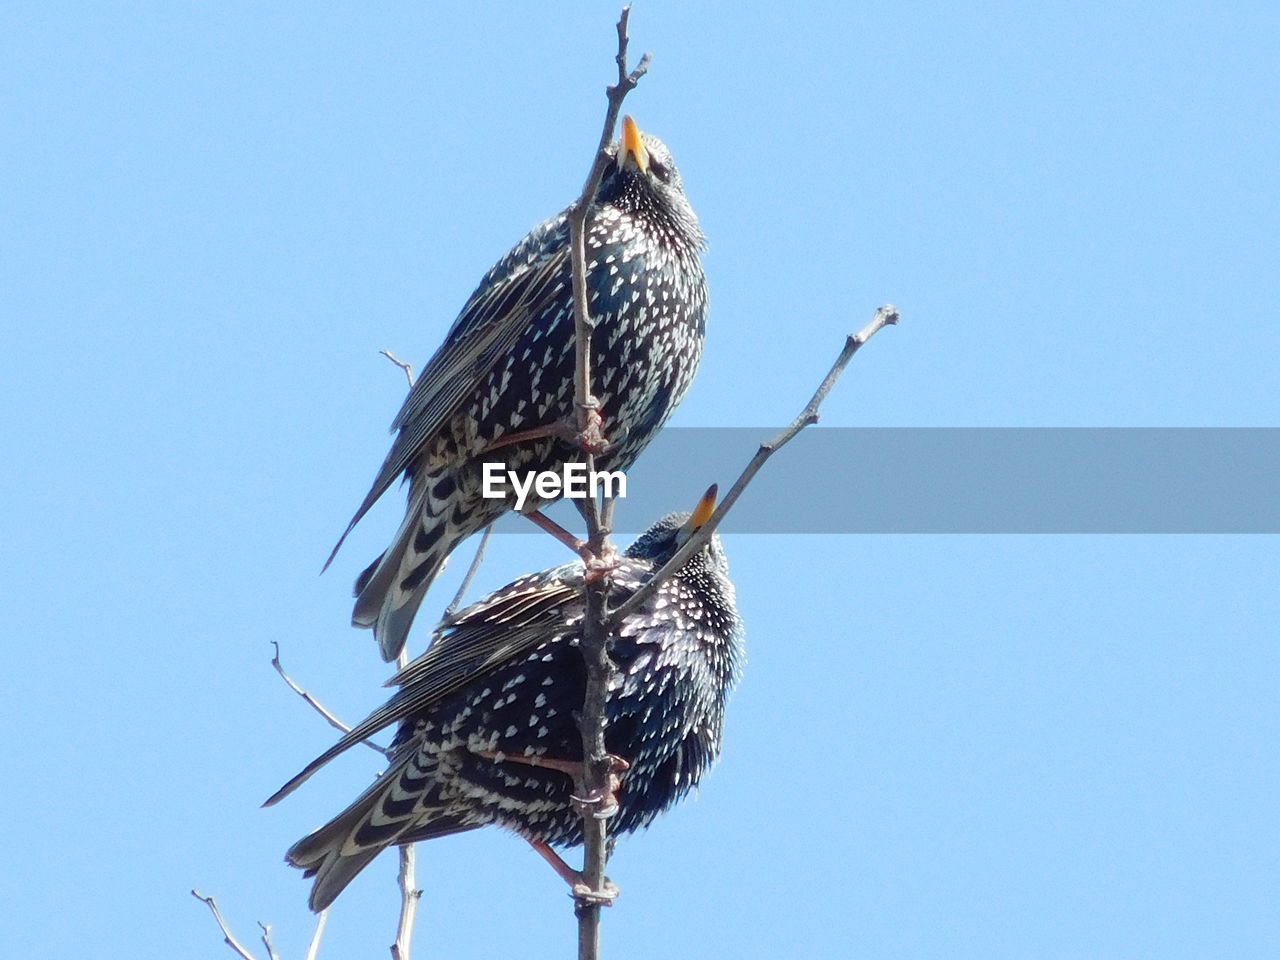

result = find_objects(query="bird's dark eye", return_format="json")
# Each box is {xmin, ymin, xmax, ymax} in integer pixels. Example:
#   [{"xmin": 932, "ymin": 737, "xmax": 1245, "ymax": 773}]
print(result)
[{"xmin": 649, "ymin": 159, "xmax": 671, "ymax": 184}]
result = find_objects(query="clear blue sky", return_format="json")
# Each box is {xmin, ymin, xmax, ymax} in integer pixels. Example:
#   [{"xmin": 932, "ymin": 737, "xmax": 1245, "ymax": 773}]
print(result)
[{"xmin": 3, "ymin": 2, "xmax": 1277, "ymax": 957}]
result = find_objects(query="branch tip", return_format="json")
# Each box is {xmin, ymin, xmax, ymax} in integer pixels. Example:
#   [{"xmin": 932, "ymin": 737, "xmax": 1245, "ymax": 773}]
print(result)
[
  {"xmin": 608, "ymin": 304, "xmax": 897, "ymax": 626},
  {"xmin": 271, "ymin": 642, "xmax": 390, "ymax": 757},
  {"xmin": 630, "ymin": 52, "xmax": 653, "ymax": 83},
  {"xmin": 380, "ymin": 348, "xmax": 417, "ymax": 389},
  {"xmin": 192, "ymin": 890, "xmax": 262, "ymax": 960},
  {"xmin": 258, "ymin": 922, "xmax": 280, "ymax": 960}
]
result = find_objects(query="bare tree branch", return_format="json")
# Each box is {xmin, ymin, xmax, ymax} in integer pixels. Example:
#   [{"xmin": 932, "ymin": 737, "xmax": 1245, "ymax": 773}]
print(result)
[
  {"xmin": 390, "ymin": 645, "xmax": 423, "ymax": 960},
  {"xmin": 305, "ymin": 910, "xmax": 329, "ymax": 960},
  {"xmin": 380, "ymin": 349, "xmax": 416, "ymax": 388},
  {"xmin": 192, "ymin": 890, "xmax": 263, "ymax": 960},
  {"xmin": 610, "ymin": 305, "xmax": 900, "ymax": 626},
  {"xmin": 563, "ymin": 8, "xmax": 650, "ymax": 960},
  {"xmin": 271, "ymin": 641, "xmax": 390, "ymax": 758},
  {"xmin": 443, "ymin": 524, "xmax": 493, "ymax": 618},
  {"xmin": 568, "ymin": 1, "xmax": 651, "ymax": 513},
  {"xmin": 370, "ymin": 340, "xmax": 431, "ymax": 960},
  {"xmin": 257, "ymin": 922, "xmax": 281, "ymax": 960},
  {"xmin": 390, "ymin": 843, "xmax": 422, "ymax": 960}
]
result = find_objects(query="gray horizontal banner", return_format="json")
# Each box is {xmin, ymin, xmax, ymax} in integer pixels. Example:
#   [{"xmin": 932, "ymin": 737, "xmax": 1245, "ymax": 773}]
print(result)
[{"xmin": 491, "ymin": 428, "xmax": 1280, "ymax": 534}]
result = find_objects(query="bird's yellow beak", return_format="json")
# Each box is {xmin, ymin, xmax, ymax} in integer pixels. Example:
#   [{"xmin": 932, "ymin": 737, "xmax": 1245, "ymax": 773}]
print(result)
[
  {"xmin": 619, "ymin": 115, "xmax": 650, "ymax": 175},
  {"xmin": 677, "ymin": 484, "xmax": 718, "ymax": 545}
]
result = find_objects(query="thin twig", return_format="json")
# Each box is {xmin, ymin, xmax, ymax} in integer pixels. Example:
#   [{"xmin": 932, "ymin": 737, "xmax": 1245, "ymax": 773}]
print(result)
[
  {"xmin": 257, "ymin": 922, "xmax": 280, "ymax": 960},
  {"xmin": 201, "ymin": 274, "xmax": 423, "ymax": 960},
  {"xmin": 564, "ymin": 8, "xmax": 649, "ymax": 960},
  {"xmin": 271, "ymin": 641, "xmax": 390, "ymax": 758},
  {"xmin": 610, "ymin": 305, "xmax": 899, "ymax": 626},
  {"xmin": 391, "ymin": 645, "xmax": 423, "ymax": 960},
  {"xmin": 191, "ymin": 890, "xmax": 262, "ymax": 960},
  {"xmin": 371, "ymin": 347, "xmax": 427, "ymax": 959},
  {"xmin": 444, "ymin": 524, "xmax": 493, "ymax": 618},
  {"xmin": 305, "ymin": 910, "xmax": 329, "ymax": 960},
  {"xmin": 390, "ymin": 843, "xmax": 422, "ymax": 960},
  {"xmin": 380, "ymin": 349, "xmax": 417, "ymax": 388},
  {"xmin": 567, "ymin": 1, "xmax": 651, "ymax": 529}
]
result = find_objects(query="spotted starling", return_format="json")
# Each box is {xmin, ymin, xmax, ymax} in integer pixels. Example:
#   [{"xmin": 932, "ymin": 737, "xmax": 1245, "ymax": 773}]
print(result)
[
  {"xmin": 331, "ymin": 116, "xmax": 707, "ymax": 661},
  {"xmin": 268, "ymin": 488, "xmax": 742, "ymax": 912}
]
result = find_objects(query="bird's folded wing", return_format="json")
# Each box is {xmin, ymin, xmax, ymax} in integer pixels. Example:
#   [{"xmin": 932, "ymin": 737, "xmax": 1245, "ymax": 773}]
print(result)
[
  {"xmin": 264, "ymin": 569, "xmax": 580, "ymax": 807},
  {"xmin": 329, "ymin": 215, "xmax": 572, "ymax": 558}
]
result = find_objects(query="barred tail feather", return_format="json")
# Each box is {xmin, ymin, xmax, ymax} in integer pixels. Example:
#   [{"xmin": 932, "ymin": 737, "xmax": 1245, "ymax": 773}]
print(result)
[
  {"xmin": 351, "ymin": 536, "xmax": 449, "ymax": 662},
  {"xmin": 285, "ymin": 751, "xmax": 468, "ymax": 912},
  {"xmin": 352, "ymin": 468, "xmax": 491, "ymax": 661},
  {"xmin": 289, "ymin": 828, "xmax": 384, "ymax": 914},
  {"xmin": 373, "ymin": 573, "xmax": 440, "ymax": 662}
]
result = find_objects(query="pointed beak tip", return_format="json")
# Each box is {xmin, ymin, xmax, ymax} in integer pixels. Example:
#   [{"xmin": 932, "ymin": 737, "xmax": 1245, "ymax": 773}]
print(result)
[
  {"xmin": 691, "ymin": 485, "xmax": 718, "ymax": 529},
  {"xmin": 620, "ymin": 115, "xmax": 648, "ymax": 173}
]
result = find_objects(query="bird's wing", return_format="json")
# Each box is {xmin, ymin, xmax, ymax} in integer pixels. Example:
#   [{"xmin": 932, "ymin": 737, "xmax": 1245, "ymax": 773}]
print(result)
[
  {"xmin": 326, "ymin": 212, "xmax": 572, "ymax": 565},
  {"xmin": 263, "ymin": 566, "xmax": 581, "ymax": 807}
]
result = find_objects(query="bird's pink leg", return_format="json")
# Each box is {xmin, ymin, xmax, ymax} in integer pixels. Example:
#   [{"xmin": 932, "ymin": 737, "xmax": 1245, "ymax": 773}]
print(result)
[
  {"xmin": 523, "ymin": 511, "xmax": 593, "ymax": 561},
  {"xmin": 480, "ymin": 403, "xmax": 612, "ymax": 457},
  {"xmin": 526, "ymin": 838, "xmax": 620, "ymax": 905},
  {"xmin": 522, "ymin": 512, "xmax": 620, "ymax": 580}
]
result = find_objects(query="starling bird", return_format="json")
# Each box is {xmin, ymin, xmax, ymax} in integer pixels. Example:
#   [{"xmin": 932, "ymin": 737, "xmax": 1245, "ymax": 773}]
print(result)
[
  {"xmin": 267, "ymin": 488, "xmax": 742, "ymax": 912},
  {"xmin": 332, "ymin": 116, "xmax": 708, "ymax": 660}
]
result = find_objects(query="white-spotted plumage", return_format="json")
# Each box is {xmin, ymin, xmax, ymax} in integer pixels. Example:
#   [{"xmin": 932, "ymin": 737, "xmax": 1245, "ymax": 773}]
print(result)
[
  {"xmin": 270, "ymin": 510, "xmax": 742, "ymax": 912},
  {"xmin": 330, "ymin": 128, "xmax": 708, "ymax": 662}
]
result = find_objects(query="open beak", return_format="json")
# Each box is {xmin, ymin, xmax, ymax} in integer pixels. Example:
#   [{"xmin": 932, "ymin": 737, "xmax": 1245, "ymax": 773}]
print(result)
[
  {"xmin": 619, "ymin": 115, "xmax": 650, "ymax": 175},
  {"xmin": 677, "ymin": 484, "xmax": 719, "ymax": 545}
]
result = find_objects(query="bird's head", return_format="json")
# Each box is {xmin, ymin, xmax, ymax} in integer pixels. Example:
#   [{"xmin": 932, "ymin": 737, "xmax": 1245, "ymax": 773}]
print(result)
[
  {"xmin": 625, "ymin": 484, "xmax": 726, "ymax": 574},
  {"xmin": 598, "ymin": 116, "xmax": 703, "ymax": 247}
]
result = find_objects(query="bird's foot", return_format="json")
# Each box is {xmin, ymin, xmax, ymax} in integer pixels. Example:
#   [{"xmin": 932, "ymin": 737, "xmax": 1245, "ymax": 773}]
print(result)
[
  {"xmin": 480, "ymin": 750, "xmax": 629, "ymax": 818},
  {"xmin": 572, "ymin": 876, "xmax": 621, "ymax": 906},
  {"xmin": 527, "ymin": 839, "xmax": 621, "ymax": 906},
  {"xmin": 583, "ymin": 544, "xmax": 620, "ymax": 583},
  {"xmin": 574, "ymin": 404, "xmax": 610, "ymax": 455},
  {"xmin": 570, "ymin": 755, "xmax": 630, "ymax": 820}
]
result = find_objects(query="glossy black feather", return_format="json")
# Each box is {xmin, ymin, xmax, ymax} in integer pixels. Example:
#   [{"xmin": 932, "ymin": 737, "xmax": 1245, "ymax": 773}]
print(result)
[
  {"xmin": 274, "ymin": 511, "xmax": 742, "ymax": 911},
  {"xmin": 331, "ymin": 129, "xmax": 708, "ymax": 660}
]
